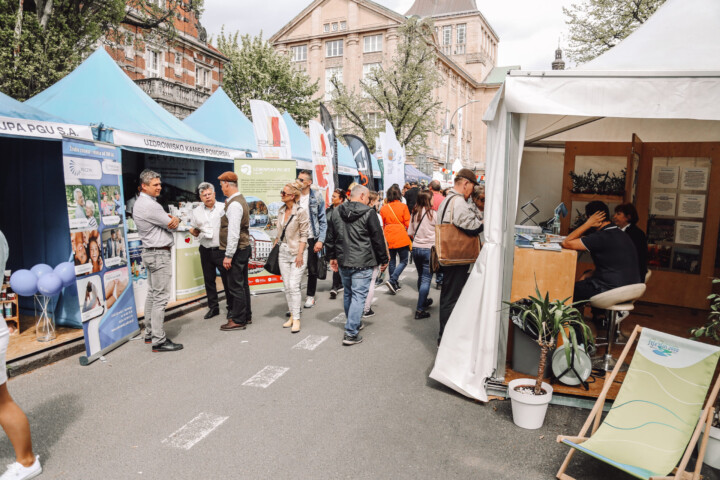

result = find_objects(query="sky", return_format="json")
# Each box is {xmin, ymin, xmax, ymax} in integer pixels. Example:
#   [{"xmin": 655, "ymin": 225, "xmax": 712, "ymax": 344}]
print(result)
[{"xmin": 200, "ymin": 0, "xmax": 578, "ymax": 71}]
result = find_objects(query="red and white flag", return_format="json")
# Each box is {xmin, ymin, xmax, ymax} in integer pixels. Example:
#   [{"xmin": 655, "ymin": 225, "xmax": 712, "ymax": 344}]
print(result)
[
  {"xmin": 249, "ymin": 100, "xmax": 291, "ymax": 159},
  {"xmin": 309, "ymin": 120, "xmax": 334, "ymax": 205}
]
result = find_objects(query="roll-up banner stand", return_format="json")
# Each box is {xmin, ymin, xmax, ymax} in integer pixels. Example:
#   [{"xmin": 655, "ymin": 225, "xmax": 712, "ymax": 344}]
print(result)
[
  {"xmin": 62, "ymin": 138, "xmax": 140, "ymax": 365},
  {"xmin": 234, "ymin": 158, "xmax": 297, "ymax": 293}
]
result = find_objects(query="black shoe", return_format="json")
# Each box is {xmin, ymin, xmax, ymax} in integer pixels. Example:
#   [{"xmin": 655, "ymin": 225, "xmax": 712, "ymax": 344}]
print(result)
[
  {"xmin": 152, "ymin": 339, "xmax": 183, "ymax": 352},
  {"xmin": 285, "ymin": 311, "xmax": 291, "ymax": 317},
  {"xmin": 336, "ymin": 285, "xmax": 344, "ymax": 292},
  {"xmin": 343, "ymin": 334, "xmax": 363, "ymax": 346},
  {"xmin": 144, "ymin": 335, "xmax": 152, "ymax": 344},
  {"xmin": 436, "ymin": 283, "xmax": 442, "ymax": 290},
  {"xmin": 423, "ymin": 298, "xmax": 433, "ymax": 309},
  {"xmin": 415, "ymin": 310, "xmax": 431, "ymax": 319},
  {"xmin": 329, "ymin": 289, "xmax": 337, "ymax": 299},
  {"xmin": 385, "ymin": 281, "xmax": 397, "ymax": 294},
  {"xmin": 395, "ymin": 282, "xmax": 402, "ymax": 292},
  {"xmin": 363, "ymin": 308, "xmax": 375, "ymax": 318},
  {"xmin": 204, "ymin": 308, "xmax": 219, "ymax": 319}
]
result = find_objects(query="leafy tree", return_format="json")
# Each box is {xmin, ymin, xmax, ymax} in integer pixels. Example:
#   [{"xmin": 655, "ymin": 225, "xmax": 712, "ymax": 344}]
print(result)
[
  {"xmin": 329, "ymin": 16, "xmax": 443, "ymax": 154},
  {"xmin": 216, "ymin": 30, "xmax": 320, "ymax": 126},
  {"xmin": 0, "ymin": 0, "xmax": 205, "ymax": 101},
  {"xmin": 564, "ymin": 0, "xmax": 666, "ymax": 64}
]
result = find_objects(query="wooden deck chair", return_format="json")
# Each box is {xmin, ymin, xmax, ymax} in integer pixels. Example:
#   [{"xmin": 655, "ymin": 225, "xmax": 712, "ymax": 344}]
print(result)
[{"xmin": 557, "ymin": 325, "xmax": 720, "ymax": 480}]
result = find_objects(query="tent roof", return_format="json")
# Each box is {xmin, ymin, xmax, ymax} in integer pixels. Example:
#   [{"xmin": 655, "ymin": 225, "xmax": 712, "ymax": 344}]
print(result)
[
  {"xmin": 281, "ymin": 112, "xmax": 312, "ymax": 164},
  {"xmin": 25, "ymin": 49, "xmax": 232, "ymax": 152},
  {"xmin": 405, "ymin": 164, "xmax": 431, "ymax": 183},
  {"xmin": 183, "ymin": 88, "xmax": 257, "ymax": 153},
  {"xmin": 1, "ymin": 91, "xmax": 67, "ymax": 123},
  {"xmin": 577, "ymin": 0, "xmax": 720, "ymax": 72},
  {"xmin": 0, "ymin": 90, "xmax": 93, "ymax": 141}
]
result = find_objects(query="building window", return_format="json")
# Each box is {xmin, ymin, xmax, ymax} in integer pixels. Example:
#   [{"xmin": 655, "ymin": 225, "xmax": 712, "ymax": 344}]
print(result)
[
  {"xmin": 340, "ymin": 21, "xmax": 347, "ymax": 31},
  {"xmin": 332, "ymin": 115, "xmax": 343, "ymax": 129},
  {"xmin": 146, "ymin": 49, "xmax": 161, "ymax": 78},
  {"xmin": 325, "ymin": 40, "xmax": 343, "ymax": 57},
  {"xmin": 196, "ymin": 65, "xmax": 210, "ymax": 89},
  {"xmin": 125, "ymin": 33, "xmax": 135, "ymax": 60},
  {"xmin": 363, "ymin": 34, "xmax": 382, "ymax": 53},
  {"xmin": 457, "ymin": 24, "xmax": 466, "ymax": 45},
  {"xmin": 364, "ymin": 112, "xmax": 380, "ymax": 128},
  {"xmin": 442, "ymin": 26, "xmax": 452, "ymax": 46},
  {"xmin": 362, "ymin": 63, "xmax": 381, "ymax": 81},
  {"xmin": 332, "ymin": 22, "xmax": 338, "ymax": 31},
  {"xmin": 325, "ymin": 67, "xmax": 343, "ymax": 100},
  {"xmin": 291, "ymin": 45, "xmax": 307, "ymax": 62},
  {"xmin": 323, "ymin": 23, "xmax": 330, "ymax": 33},
  {"xmin": 173, "ymin": 52, "xmax": 182, "ymax": 76}
]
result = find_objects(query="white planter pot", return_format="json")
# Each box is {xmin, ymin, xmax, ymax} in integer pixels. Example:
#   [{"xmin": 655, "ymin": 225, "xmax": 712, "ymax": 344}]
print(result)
[
  {"xmin": 508, "ymin": 378, "xmax": 553, "ymax": 430},
  {"xmin": 704, "ymin": 425, "xmax": 720, "ymax": 469}
]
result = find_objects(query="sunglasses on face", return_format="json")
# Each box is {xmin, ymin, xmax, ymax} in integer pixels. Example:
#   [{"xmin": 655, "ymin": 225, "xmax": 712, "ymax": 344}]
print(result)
[{"xmin": 280, "ymin": 191, "xmax": 291, "ymax": 196}]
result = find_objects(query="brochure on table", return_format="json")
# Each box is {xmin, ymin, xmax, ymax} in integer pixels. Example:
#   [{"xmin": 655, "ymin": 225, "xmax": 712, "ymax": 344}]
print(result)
[{"xmin": 62, "ymin": 138, "xmax": 140, "ymax": 363}]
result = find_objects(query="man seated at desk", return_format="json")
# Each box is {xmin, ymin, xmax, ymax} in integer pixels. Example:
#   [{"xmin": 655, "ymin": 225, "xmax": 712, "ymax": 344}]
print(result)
[{"xmin": 561, "ymin": 201, "xmax": 641, "ymax": 304}]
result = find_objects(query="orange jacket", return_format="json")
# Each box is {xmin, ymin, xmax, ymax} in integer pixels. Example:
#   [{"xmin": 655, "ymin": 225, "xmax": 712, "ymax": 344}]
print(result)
[{"xmin": 380, "ymin": 201, "xmax": 411, "ymax": 249}]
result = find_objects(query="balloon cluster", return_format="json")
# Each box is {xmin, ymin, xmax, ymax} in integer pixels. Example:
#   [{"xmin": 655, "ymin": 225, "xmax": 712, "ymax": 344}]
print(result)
[{"xmin": 9, "ymin": 262, "xmax": 75, "ymax": 297}]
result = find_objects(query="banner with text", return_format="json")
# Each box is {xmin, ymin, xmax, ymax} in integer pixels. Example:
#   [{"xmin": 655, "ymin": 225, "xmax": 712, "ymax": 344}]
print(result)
[
  {"xmin": 62, "ymin": 138, "xmax": 140, "ymax": 363},
  {"xmin": 112, "ymin": 130, "xmax": 245, "ymax": 160},
  {"xmin": 344, "ymin": 134, "xmax": 374, "ymax": 188},
  {"xmin": 249, "ymin": 100, "xmax": 292, "ymax": 160},
  {"xmin": 309, "ymin": 120, "xmax": 334, "ymax": 206},
  {"xmin": 0, "ymin": 115, "xmax": 92, "ymax": 140},
  {"xmin": 235, "ymin": 159, "xmax": 297, "ymax": 292},
  {"xmin": 382, "ymin": 121, "xmax": 406, "ymax": 189}
]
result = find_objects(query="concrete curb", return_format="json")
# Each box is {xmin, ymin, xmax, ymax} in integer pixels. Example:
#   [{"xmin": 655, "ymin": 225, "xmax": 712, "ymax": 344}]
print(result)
[{"xmin": 7, "ymin": 295, "xmax": 218, "ymax": 378}]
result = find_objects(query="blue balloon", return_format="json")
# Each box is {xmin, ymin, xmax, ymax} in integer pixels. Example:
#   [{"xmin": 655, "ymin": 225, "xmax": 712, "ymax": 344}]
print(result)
[
  {"xmin": 53, "ymin": 262, "xmax": 76, "ymax": 288},
  {"xmin": 30, "ymin": 264, "xmax": 53, "ymax": 279},
  {"xmin": 9, "ymin": 270, "xmax": 38, "ymax": 297},
  {"xmin": 37, "ymin": 273, "xmax": 63, "ymax": 297}
]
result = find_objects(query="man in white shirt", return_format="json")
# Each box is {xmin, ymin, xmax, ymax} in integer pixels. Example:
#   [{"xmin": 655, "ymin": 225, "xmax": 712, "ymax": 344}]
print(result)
[
  {"xmin": 189, "ymin": 182, "xmax": 227, "ymax": 319},
  {"xmin": 218, "ymin": 172, "xmax": 252, "ymax": 331}
]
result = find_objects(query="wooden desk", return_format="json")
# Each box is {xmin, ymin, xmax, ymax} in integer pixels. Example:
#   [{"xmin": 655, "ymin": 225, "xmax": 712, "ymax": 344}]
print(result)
[{"xmin": 510, "ymin": 247, "xmax": 578, "ymax": 303}]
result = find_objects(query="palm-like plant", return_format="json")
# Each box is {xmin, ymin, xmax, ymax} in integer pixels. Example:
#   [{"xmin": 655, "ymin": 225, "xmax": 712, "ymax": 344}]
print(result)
[{"xmin": 506, "ymin": 285, "xmax": 594, "ymax": 395}]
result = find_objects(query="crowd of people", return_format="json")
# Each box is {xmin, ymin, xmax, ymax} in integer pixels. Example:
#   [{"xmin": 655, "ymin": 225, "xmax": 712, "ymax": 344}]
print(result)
[{"xmin": 131, "ymin": 167, "xmax": 487, "ymax": 352}]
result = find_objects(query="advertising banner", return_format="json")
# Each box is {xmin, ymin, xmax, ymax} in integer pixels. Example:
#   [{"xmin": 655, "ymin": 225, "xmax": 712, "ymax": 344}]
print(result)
[
  {"xmin": 62, "ymin": 138, "xmax": 140, "ymax": 364},
  {"xmin": 112, "ymin": 130, "xmax": 244, "ymax": 161},
  {"xmin": 320, "ymin": 103, "xmax": 339, "ymax": 187},
  {"xmin": 309, "ymin": 120, "xmax": 334, "ymax": 205},
  {"xmin": 249, "ymin": 100, "xmax": 292, "ymax": 160},
  {"xmin": 175, "ymin": 231, "xmax": 205, "ymax": 300},
  {"xmin": 344, "ymin": 134, "xmax": 374, "ymax": 188},
  {"xmin": 234, "ymin": 159, "xmax": 297, "ymax": 292},
  {"xmin": 382, "ymin": 121, "xmax": 406, "ymax": 189},
  {"xmin": 0, "ymin": 115, "xmax": 93, "ymax": 140}
]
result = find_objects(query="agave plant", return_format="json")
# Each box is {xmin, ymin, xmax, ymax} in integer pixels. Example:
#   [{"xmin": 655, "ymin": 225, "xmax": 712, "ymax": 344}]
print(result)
[{"xmin": 506, "ymin": 285, "xmax": 594, "ymax": 395}]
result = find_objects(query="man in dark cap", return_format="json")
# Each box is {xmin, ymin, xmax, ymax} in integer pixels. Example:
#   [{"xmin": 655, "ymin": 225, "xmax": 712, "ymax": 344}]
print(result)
[
  {"xmin": 436, "ymin": 168, "xmax": 483, "ymax": 346},
  {"xmin": 218, "ymin": 171, "xmax": 252, "ymax": 331}
]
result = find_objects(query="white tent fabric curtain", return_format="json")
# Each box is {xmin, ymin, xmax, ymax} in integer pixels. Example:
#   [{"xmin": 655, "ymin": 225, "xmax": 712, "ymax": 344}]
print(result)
[{"xmin": 429, "ymin": 92, "xmax": 527, "ymax": 401}]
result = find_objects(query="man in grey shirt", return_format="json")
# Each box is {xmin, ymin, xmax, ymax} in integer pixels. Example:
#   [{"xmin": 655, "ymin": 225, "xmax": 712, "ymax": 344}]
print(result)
[{"xmin": 133, "ymin": 169, "xmax": 183, "ymax": 352}]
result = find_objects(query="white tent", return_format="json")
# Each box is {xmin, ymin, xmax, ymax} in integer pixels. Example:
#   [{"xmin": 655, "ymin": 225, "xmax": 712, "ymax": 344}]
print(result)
[{"xmin": 429, "ymin": 0, "xmax": 720, "ymax": 401}]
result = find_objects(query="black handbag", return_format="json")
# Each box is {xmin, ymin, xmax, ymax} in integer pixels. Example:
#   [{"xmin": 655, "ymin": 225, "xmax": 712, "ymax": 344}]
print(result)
[
  {"xmin": 264, "ymin": 214, "xmax": 294, "ymax": 275},
  {"xmin": 316, "ymin": 249, "xmax": 328, "ymax": 280}
]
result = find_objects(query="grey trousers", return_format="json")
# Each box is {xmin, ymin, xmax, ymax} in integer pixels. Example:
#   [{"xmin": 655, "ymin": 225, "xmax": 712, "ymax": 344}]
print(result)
[{"xmin": 143, "ymin": 249, "xmax": 172, "ymax": 346}]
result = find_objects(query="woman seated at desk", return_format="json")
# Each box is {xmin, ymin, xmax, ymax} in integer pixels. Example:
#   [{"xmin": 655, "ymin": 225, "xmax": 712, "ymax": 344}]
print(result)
[
  {"xmin": 561, "ymin": 201, "xmax": 641, "ymax": 303},
  {"xmin": 613, "ymin": 203, "xmax": 648, "ymax": 282}
]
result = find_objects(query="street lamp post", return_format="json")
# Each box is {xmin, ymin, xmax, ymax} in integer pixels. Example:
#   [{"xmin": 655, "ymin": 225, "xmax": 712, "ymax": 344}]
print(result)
[{"xmin": 444, "ymin": 99, "xmax": 485, "ymax": 177}]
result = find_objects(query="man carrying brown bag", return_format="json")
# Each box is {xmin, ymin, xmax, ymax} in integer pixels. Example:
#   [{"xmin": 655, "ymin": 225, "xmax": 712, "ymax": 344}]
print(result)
[{"xmin": 436, "ymin": 169, "xmax": 483, "ymax": 346}]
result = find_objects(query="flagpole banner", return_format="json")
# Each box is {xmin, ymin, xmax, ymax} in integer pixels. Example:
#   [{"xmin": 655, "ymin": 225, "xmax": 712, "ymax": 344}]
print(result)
[
  {"xmin": 382, "ymin": 121, "xmax": 406, "ymax": 189},
  {"xmin": 235, "ymin": 158, "xmax": 297, "ymax": 292},
  {"xmin": 249, "ymin": 100, "xmax": 292, "ymax": 160},
  {"xmin": 62, "ymin": 138, "xmax": 140, "ymax": 362},
  {"xmin": 344, "ymin": 134, "xmax": 374, "ymax": 188},
  {"xmin": 319, "ymin": 103, "xmax": 339, "ymax": 187},
  {"xmin": 309, "ymin": 120, "xmax": 334, "ymax": 205}
]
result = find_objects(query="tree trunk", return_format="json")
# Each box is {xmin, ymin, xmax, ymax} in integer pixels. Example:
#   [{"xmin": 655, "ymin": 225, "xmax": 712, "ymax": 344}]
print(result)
[
  {"xmin": 13, "ymin": 0, "xmax": 23, "ymax": 56},
  {"xmin": 35, "ymin": 0, "xmax": 53, "ymax": 29},
  {"xmin": 535, "ymin": 343, "xmax": 549, "ymax": 395}
]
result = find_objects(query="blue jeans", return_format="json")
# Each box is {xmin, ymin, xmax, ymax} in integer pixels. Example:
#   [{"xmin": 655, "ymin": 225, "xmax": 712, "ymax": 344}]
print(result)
[
  {"xmin": 388, "ymin": 246, "xmax": 410, "ymax": 285},
  {"xmin": 339, "ymin": 267, "xmax": 373, "ymax": 336},
  {"xmin": 412, "ymin": 247, "xmax": 432, "ymax": 311}
]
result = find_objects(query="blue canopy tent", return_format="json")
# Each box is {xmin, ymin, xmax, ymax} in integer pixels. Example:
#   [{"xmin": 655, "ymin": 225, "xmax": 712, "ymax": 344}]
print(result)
[
  {"xmin": 281, "ymin": 112, "xmax": 313, "ymax": 169},
  {"xmin": 0, "ymin": 91, "xmax": 97, "ymax": 328},
  {"xmin": 405, "ymin": 164, "xmax": 432, "ymax": 183}
]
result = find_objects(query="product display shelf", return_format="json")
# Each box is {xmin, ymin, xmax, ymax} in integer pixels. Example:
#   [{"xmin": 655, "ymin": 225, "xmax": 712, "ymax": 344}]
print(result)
[{"xmin": 0, "ymin": 283, "xmax": 19, "ymax": 334}]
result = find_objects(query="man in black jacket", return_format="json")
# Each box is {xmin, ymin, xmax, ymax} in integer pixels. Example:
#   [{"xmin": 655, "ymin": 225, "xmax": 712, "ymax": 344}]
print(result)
[{"xmin": 326, "ymin": 185, "xmax": 389, "ymax": 346}]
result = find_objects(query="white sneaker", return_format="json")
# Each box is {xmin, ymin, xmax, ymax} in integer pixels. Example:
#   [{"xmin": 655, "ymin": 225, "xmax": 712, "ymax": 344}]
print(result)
[
  {"xmin": 0, "ymin": 456, "xmax": 42, "ymax": 480},
  {"xmin": 304, "ymin": 296, "xmax": 315, "ymax": 308}
]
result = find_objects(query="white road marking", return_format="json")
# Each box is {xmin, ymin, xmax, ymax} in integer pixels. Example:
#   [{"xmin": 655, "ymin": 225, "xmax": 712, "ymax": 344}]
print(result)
[
  {"xmin": 292, "ymin": 335, "xmax": 329, "ymax": 351},
  {"xmin": 329, "ymin": 313, "xmax": 346, "ymax": 323},
  {"xmin": 243, "ymin": 366, "xmax": 289, "ymax": 388},
  {"xmin": 162, "ymin": 412, "xmax": 228, "ymax": 450},
  {"xmin": 399, "ymin": 274, "xmax": 407, "ymax": 281}
]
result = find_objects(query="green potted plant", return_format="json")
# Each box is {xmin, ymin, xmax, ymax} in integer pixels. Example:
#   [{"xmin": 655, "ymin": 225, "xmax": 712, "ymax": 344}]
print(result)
[
  {"xmin": 505, "ymin": 285, "xmax": 593, "ymax": 429},
  {"xmin": 690, "ymin": 278, "xmax": 720, "ymax": 468}
]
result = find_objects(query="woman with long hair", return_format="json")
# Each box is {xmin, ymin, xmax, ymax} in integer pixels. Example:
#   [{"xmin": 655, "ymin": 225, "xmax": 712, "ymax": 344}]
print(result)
[
  {"xmin": 277, "ymin": 181, "xmax": 310, "ymax": 333},
  {"xmin": 326, "ymin": 188, "xmax": 347, "ymax": 299},
  {"xmin": 379, "ymin": 185, "xmax": 411, "ymax": 294},
  {"xmin": 613, "ymin": 203, "xmax": 648, "ymax": 281},
  {"xmin": 88, "ymin": 234, "xmax": 103, "ymax": 273},
  {"xmin": 407, "ymin": 190, "xmax": 436, "ymax": 319}
]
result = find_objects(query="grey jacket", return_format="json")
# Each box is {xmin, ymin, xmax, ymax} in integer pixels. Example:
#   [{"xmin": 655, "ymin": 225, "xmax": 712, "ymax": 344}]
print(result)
[{"xmin": 437, "ymin": 191, "xmax": 483, "ymax": 236}]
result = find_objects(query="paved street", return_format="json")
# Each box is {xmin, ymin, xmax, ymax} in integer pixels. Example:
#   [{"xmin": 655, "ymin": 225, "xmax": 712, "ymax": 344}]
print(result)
[{"xmin": 0, "ymin": 271, "xmax": 714, "ymax": 479}]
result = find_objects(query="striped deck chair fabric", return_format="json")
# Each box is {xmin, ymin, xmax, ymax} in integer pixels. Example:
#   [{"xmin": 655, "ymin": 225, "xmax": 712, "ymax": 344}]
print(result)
[{"xmin": 559, "ymin": 327, "xmax": 720, "ymax": 479}]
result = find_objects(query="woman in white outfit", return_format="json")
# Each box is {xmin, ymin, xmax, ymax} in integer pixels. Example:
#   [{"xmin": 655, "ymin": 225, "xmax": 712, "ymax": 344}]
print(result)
[
  {"xmin": 276, "ymin": 181, "xmax": 310, "ymax": 333},
  {"xmin": 0, "ymin": 230, "xmax": 42, "ymax": 480}
]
